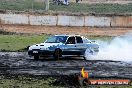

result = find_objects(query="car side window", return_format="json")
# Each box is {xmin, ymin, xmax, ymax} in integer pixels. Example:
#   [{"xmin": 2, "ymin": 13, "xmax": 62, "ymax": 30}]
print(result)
[
  {"xmin": 56, "ymin": 37, "xmax": 64, "ymax": 43},
  {"xmin": 76, "ymin": 36, "xmax": 83, "ymax": 43},
  {"xmin": 66, "ymin": 37, "xmax": 75, "ymax": 44}
]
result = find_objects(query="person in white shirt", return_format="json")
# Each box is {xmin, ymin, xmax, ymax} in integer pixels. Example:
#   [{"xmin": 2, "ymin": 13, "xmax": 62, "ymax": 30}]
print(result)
[{"xmin": 63, "ymin": 0, "xmax": 69, "ymax": 5}]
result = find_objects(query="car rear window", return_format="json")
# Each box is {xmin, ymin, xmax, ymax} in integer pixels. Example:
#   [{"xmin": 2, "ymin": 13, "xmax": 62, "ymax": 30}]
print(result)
[{"xmin": 76, "ymin": 36, "xmax": 83, "ymax": 43}]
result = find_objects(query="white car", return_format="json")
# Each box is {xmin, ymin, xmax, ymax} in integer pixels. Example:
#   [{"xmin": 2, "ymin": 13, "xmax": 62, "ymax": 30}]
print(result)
[{"xmin": 28, "ymin": 35, "xmax": 99, "ymax": 60}]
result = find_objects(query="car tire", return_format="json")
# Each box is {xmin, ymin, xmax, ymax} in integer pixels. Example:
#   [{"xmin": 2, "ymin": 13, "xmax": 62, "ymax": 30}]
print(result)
[
  {"xmin": 54, "ymin": 49, "xmax": 62, "ymax": 60},
  {"xmin": 34, "ymin": 55, "xmax": 39, "ymax": 60},
  {"xmin": 83, "ymin": 56, "xmax": 86, "ymax": 60},
  {"xmin": 84, "ymin": 48, "xmax": 92, "ymax": 60}
]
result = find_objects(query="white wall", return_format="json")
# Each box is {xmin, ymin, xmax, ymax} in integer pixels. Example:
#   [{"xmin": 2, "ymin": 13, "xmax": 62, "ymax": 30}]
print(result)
[
  {"xmin": 58, "ymin": 16, "xmax": 70, "ymax": 26},
  {"xmin": 29, "ymin": 15, "xmax": 57, "ymax": 25},
  {"xmin": 0, "ymin": 14, "xmax": 29, "ymax": 24},
  {"xmin": 111, "ymin": 16, "xmax": 132, "ymax": 27},
  {"xmin": 69, "ymin": 16, "xmax": 84, "ymax": 26},
  {"xmin": 85, "ymin": 16, "xmax": 111, "ymax": 27},
  {"xmin": 58, "ymin": 16, "xmax": 84, "ymax": 26},
  {"xmin": 0, "ymin": 13, "xmax": 132, "ymax": 27}
]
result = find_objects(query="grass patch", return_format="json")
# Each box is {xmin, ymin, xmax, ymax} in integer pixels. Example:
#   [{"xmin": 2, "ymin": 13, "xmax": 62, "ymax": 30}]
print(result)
[
  {"xmin": 0, "ymin": 75, "xmax": 62, "ymax": 88},
  {"xmin": 0, "ymin": 34, "xmax": 48, "ymax": 52},
  {"xmin": 0, "ymin": 34, "xmax": 113, "ymax": 52},
  {"xmin": 0, "ymin": 75, "xmax": 131, "ymax": 88},
  {"xmin": 87, "ymin": 35, "xmax": 114, "ymax": 42},
  {"xmin": 0, "ymin": 0, "xmax": 45, "ymax": 11},
  {"xmin": 0, "ymin": 0, "xmax": 132, "ymax": 14},
  {"xmin": 50, "ymin": 3, "xmax": 132, "ymax": 14}
]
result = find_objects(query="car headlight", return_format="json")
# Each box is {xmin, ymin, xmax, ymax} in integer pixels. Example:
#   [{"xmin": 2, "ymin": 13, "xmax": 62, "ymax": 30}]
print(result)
[{"xmin": 28, "ymin": 47, "xmax": 32, "ymax": 50}]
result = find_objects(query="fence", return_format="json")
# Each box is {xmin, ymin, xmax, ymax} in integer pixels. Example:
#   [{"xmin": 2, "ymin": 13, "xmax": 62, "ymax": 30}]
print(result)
[{"xmin": 1, "ymin": 13, "xmax": 132, "ymax": 27}]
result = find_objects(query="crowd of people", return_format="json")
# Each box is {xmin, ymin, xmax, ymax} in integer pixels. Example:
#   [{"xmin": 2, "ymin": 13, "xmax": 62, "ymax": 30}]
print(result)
[{"xmin": 53, "ymin": 0, "xmax": 82, "ymax": 5}]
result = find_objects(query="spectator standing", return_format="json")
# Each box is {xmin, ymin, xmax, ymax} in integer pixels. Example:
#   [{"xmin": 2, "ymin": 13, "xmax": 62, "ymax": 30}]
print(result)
[
  {"xmin": 76, "ymin": 0, "xmax": 82, "ymax": 3},
  {"xmin": 63, "ymin": 0, "xmax": 69, "ymax": 5}
]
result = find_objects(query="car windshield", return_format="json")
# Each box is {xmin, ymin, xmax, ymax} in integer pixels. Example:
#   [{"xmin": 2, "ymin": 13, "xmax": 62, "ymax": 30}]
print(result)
[{"xmin": 45, "ymin": 36, "xmax": 68, "ymax": 43}]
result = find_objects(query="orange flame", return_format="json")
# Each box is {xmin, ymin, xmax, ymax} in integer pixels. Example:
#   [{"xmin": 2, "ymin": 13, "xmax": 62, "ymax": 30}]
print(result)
[{"xmin": 81, "ymin": 67, "xmax": 89, "ymax": 78}]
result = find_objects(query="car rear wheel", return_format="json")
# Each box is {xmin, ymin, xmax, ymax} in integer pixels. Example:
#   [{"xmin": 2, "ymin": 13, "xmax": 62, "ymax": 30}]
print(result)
[
  {"xmin": 83, "ymin": 56, "xmax": 86, "ymax": 60},
  {"xmin": 34, "ymin": 55, "xmax": 39, "ymax": 60},
  {"xmin": 54, "ymin": 49, "xmax": 62, "ymax": 60},
  {"xmin": 84, "ymin": 48, "xmax": 92, "ymax": 60}
]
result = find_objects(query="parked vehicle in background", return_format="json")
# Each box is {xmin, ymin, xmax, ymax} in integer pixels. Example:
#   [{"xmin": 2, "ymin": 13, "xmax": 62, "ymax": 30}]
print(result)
[{"xmin": 28, "ymin": 35, "xmax": 99, "ymax": 60}]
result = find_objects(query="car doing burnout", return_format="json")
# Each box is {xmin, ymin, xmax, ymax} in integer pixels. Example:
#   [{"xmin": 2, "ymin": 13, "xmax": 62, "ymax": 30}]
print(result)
[{"xmin": 28, "ymin": 35, "xmax": 99, "ymax": 60}]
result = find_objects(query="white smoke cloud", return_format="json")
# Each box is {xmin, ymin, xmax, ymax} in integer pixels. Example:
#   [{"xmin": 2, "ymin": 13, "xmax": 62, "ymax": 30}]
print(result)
[{"xmin": 87, "ymin": 34, "xmax": 132, "ymax": 62}]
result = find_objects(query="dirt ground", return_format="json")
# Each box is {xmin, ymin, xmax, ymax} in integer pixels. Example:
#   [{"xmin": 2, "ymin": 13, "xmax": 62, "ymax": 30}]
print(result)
[
  {"xmin": 0, "ymin": 52, "xmax": 131, "ymax": 88},
  {"xmin": 1, "ymin": 25, "xmax": 132, "ymax": 36},
  {"xmin": 0, "ymin": 52, "xmax": 132, "ymax": 79}
]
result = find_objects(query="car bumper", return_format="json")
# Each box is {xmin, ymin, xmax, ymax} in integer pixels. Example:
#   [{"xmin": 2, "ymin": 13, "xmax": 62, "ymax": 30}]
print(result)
[{"xmin": 28, "ymin": 50, "xmax": 54, "ymax": 56}]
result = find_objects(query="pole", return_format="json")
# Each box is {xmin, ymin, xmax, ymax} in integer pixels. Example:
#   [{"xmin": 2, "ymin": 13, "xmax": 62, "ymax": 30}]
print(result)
[
  {"xmin": 45, "ymin": 0, "xmax": 49, "ymax": 11},
  {"xmin": 32, "ymin": 0, "xmax": 34, "ymax": 11}
]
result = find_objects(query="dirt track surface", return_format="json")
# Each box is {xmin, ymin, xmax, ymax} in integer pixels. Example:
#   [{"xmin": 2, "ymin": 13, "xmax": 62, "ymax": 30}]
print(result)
[
  {"xmin": 0, "ymin": 52, "xmax": 132, "ymax": 79},
  {"xmin": 1, "ymin": 25, "xmax": 132, "ymax": 36}
]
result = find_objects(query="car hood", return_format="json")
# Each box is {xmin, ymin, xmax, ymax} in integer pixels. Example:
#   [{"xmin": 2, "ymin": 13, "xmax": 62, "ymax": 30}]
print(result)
[{"xmin": 29, "ymin": 43, "xmax": 63, "ymax": 50}]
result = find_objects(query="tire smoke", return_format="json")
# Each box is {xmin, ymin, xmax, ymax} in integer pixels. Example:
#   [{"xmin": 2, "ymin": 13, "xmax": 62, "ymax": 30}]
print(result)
[{"xmin": 87, "ymin": 34, "xmax": 132, "ymax": 62}]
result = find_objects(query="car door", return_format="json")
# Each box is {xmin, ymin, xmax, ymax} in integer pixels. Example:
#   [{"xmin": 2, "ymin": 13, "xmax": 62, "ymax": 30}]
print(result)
[
  {"xmin": 62, "ymin": 36, "xmax": 78, "ymax": 55},
  {"xmin": 75, "ymin": 36, "xmax": 87, "ymax": 55}
]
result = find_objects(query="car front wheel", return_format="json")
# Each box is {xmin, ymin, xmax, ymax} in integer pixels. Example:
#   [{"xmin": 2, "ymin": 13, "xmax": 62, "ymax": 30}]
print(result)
[{"xmin": 53, "ymin": 49, "xmax": 62, "ymax": 60}]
